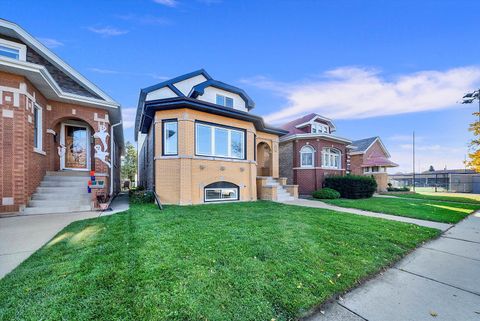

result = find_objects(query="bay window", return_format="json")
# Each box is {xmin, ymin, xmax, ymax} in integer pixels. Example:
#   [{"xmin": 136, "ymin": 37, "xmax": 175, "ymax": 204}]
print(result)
[
  {"xmin": 322, "ymin": 148, "xmax": 341, "ymax": 169},
  {"xmin": 195, "ymin": 122, "xmax": 245, "ymax": 159}
]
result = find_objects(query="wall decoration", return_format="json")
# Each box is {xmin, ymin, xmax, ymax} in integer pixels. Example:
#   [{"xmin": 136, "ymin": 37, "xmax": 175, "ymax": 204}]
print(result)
[
  {"xmin": 94, "ymin": 144, "xmax": 111, "ymax": 168},
  {"xmin": 93, "ymin": 122, "xmax": 111, "ymax": 168}
]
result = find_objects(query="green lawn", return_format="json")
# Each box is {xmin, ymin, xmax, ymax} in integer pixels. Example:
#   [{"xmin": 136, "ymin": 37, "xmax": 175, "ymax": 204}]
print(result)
[
  {"xmin": 0, "ymin": 202, "xmax": 438, "ymax": 321},
  {"xmin": 322, "ymin": 197, "xmax": 480, "ymax": 223},
  {"xmin": 392, "ymin": 192, "xmax": 480, "ymax": 205}
]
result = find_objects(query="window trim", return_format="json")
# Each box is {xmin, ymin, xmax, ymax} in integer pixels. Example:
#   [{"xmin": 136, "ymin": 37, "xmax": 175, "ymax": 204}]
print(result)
[
  {"xmin": 0, "ymin": 38, "xmax": 27, "ymax": 61},
  {"xmin": 300, "ymin": 145, "xmax": 315, "ymax": 168},
  {"xmin": 162, "ymin": 119, "xmax": 178, "ymax": 156},
  {"xmin": 216, "ymin": 94, "xmax": 235, "ymax": 108},
  {"xmin": 195, "ymin": 121, "xmax": 246, "ymax": 160},
  {"xmin": 321, "ymin": 147, "xmax": 341, "ymax": 169},
  {"xmin": 33, "ymin": 104, "xmax": 43, "ymax": 153}
]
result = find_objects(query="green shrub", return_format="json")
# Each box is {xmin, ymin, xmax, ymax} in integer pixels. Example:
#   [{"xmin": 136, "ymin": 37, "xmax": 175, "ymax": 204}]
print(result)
[
  {"xmin": 312, "ymin": 188, "xmax": 341, "ymax": 199},
  {"xmin": 324, "ymin": 175, "xmax": 377, "ymax": 199},
  {"xmin": 387, "ymin": 186, "xmax": 410, "ymax": 192},
  {"xmin": 130, "ymin": 190, "xmax": 155, "ymax": 204}
]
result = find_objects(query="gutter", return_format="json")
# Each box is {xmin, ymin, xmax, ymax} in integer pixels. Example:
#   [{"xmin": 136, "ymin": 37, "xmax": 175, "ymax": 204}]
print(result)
[{"xmin": 110, "ymin": 121, "xmax": 122, "ymax": 196}]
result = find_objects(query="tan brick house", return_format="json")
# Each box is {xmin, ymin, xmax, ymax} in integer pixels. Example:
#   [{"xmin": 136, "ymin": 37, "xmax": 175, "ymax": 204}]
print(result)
[
  {"xmin": 135, "ymin": 70, "xmax": 296, "ymax": 205},
  {"xmin": 349, "ymin": 136, "xmax": 398, "ymax": 192},
  {"xmin": 0, "ymin": 19, "xmax": 124, "ymax": 214},
  {"xmin": 279, "ymin": 113, "xmax": 352, "ymax": 195}
]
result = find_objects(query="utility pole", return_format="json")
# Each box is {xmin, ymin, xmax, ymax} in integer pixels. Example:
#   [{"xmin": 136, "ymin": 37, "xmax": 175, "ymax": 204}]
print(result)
[{"xmin": 413, "ymin": 131, "xmax": 416, "ymax": 192}]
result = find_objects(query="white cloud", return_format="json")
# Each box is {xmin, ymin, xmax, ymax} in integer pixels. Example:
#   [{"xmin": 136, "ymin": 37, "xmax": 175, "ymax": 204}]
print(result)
[
  {"xmin": 37, "ymin": 38, "xmax": 63, "ymax": 49},
  {"xmin": 122, "ymin": 108, "xmax": 137, "ymax": 129},
  {"xmin": 153, "ymin": 0, "xmax": 178, "ymax": 7},
  {"xmin": 241, "ymin": 66, "xmax": 480, "ymax": 124},
  {"xmin": 89, "ymin": 68, "xmax": 120, "ymax": 74},
  {"xmin": 88, "ymin": 26, "xmax": 128, "ymax": 36}
]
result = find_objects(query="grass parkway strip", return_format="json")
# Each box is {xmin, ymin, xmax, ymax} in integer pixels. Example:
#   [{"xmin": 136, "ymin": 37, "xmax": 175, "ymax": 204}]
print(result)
[
  {"xmin": 322, "ymin": 196, "xmax": 480, "ymax": 223},
  {"xmin": 0, "ymin": 201, "xmax": 439, "ymax": 321}
]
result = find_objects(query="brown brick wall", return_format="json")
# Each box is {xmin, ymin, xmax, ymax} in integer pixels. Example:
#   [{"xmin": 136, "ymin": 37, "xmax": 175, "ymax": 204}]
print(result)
[
  {"xmin": 279, "ymin": 138, "xmax": 349, "ymax": 195},
  {"xmin": 0, "ymin": 71, "xmax": 118, "ymax": 212}
]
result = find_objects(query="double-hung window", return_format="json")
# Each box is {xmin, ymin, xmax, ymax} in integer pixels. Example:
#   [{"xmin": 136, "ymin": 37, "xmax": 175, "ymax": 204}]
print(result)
[
  {"xmin": 195, "ymin": 122, "xmax": 245, "ymax": 159},
  {"xmin": 163, "ymin": 120, "xmax": 178, "ymax": 155},
  {"xmin": 216, "ymin": 94, "xmax": 234, "ymax": 108},
  {"xmin": 311, "ymin": 123, "xmax": 329, "ymax": 134},
  {"xmin": 300, "ymin": 145, "xmax": 315, "ymax": 167},
  {"xmin": 322, "ymin": 148, "xmax": 341, "ymax": 169},
  {"xmin": 33, "ymin": 104, "xmax": 42, "ymax": 151}
]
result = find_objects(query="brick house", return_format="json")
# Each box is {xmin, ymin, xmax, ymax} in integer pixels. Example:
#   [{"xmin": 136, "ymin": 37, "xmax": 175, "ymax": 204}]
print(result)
[
  {"xmin": 279, "ymin": 113, "xmax": 352, "ymax": 195},
  {"xmin": 0, "ymin": 19, "xmax": 124, "ymax": 214},
  {"xmin": 135, "ymin": 69, "xmax": 298, "ymax": 205},
  {"xmin": 349, "ymin": 136, "xmax": 398, "ymax": 192}
]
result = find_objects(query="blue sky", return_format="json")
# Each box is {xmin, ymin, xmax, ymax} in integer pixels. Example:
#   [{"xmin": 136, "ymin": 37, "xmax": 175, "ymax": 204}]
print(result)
[{"xmin": 2, "ymin": 0, "xmax": 479, "ymax": 173}]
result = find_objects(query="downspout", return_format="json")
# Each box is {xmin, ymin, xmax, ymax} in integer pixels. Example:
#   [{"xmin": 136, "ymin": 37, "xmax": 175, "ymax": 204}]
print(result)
[{"xmin": 110, "ymin": 121, "xmax": 122, "ymax": 196}]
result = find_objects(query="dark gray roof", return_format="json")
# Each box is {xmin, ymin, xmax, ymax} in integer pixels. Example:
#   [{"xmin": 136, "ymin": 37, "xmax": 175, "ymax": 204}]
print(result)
[{"xmin": 351, "ymin": 137, "xmax": 378, "ymax": 152}]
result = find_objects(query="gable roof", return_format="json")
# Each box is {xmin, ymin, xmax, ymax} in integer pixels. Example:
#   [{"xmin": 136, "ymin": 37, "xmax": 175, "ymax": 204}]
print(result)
[
  {"xmin": 190, "ymin": 79, "xmax": 255, "ymax": 110},
  {"xmin": 280, "ymin": 113, "xmax": 336, "ymax": 135},
  {"xmin": 0, "ymin": 19, "xmax": 118, "ymax": 107},
  {"xmin": 351, "ymin": 136, "xmax": 390, "ymax": 157},
  {"xmin": 135, "ymin": 69, "xmax": 261, "ymax": 140}
]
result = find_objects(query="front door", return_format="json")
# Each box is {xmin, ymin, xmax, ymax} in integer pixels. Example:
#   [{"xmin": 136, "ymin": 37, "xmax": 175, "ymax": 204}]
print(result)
[{"xmin": 61, "ymin": 123, "xmax": 90, "ymax": 170}]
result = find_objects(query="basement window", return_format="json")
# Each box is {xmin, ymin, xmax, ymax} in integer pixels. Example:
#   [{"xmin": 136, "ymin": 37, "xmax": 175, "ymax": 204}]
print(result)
[{"xmin": 204, "ymin": 182, "xmax": 239, "ymax": 202}]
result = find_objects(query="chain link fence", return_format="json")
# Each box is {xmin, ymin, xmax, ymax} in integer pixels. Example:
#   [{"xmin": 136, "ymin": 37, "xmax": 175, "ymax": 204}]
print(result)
[{"xmin": 389, "ymin": 173, "xmax": 478, "ymax": 193}]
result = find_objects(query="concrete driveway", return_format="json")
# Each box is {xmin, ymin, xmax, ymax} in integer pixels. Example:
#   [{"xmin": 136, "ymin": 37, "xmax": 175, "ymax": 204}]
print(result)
[
  {"xmin": 0, "ymin": 193, "xmax": 129, "ymax": 279},
  {"xmin": 308, "ymin": 212, "xmax": 480, "ymax": 321}
]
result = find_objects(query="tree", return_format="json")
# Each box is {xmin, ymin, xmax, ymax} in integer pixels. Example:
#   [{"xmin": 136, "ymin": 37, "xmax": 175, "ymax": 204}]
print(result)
[
  {"xmin": 428, "ymin": 165, "xmax": 435, "ymax": 172},
  {"xmin": 121, "ymin": 142, "xmax": 137, "ymax": 183},
  {"xmin": 468, "ymin": 112, "xmax": 480, "ymax": 172}
]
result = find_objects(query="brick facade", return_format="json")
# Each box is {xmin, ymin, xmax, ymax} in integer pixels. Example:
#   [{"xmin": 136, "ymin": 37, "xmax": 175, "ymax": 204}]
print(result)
[
  {"xmin": 0, "ymin": 71, "xmax": 119, "ymax": 212},
  {"xmin": 140, "ymin": 108, "xmax": 280, "ymax": 205}
]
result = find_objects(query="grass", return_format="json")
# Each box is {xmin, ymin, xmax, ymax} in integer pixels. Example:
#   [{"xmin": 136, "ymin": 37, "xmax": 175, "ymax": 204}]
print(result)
[
  {"xmin": 322, "ymin": 197, "xmax": 480, "ymax": 223},
  {"xmin": 392, "ymin": 192, "xmax": 480, "ymax": 204},
  {"xmin": 0, "ymin": 202, "xmax": 438, "ymax": 321}
]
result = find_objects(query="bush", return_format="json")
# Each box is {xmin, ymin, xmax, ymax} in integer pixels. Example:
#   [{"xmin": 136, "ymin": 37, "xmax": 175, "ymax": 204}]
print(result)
[
  {"xmin": 312, "ymin": 188, "xmax": 341, "ymax": 199},
  {"xmin": 130, "ymin": 190, "xmax": 155, "ymax": 204},
  {"xmin": 324, "ymin": 175, "xmax": 377, "ymax": 199},
  {"xmin": 387, "ymin": 186, "xmax": 410, "ymax": 192}
]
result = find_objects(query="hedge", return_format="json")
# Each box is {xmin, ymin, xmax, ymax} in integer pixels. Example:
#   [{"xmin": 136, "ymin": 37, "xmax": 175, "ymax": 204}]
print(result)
[
  {"xmin": 312, "ymin": 188, "xmax": 341, "ymax": 199},
  {"xmin": 324, "ymin": 175, "xmax": 377, "ymax": 199}
]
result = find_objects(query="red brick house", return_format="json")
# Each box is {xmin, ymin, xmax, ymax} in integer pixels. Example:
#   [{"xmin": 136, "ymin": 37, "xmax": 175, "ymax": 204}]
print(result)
[
  {"xmin": 0, "ymin": 19, "xmax": 124, "ymax": 214},
  {"xmin": 279, "ymin": 113, "xmax": 352, "ymax": 195},
  {"xmin": 349, "ymin": 136, "xmax": 398, "ymax": 192}
]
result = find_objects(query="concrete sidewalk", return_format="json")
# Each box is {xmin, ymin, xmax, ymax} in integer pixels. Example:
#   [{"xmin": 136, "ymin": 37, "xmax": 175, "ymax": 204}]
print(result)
[
  {"xmin": 283, "ymin": 198, "xmax": 452, "ymax": 231},
  {"xmin": 307, "ymin": 212, "xmax": 480, "ymax": 321},
  {"xmin": 0, "ymin": 193, "xmax": 129, "ymax": 279}
]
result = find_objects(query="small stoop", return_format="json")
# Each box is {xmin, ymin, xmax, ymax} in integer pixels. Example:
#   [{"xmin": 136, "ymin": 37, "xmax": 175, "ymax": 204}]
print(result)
[
  {"xmin": 23, "ymin": 171, "xmax": 91, "ymax": 215},
  {"xmin": 264, "ymin": 177, "xmax": 295, "ymax": 202}
]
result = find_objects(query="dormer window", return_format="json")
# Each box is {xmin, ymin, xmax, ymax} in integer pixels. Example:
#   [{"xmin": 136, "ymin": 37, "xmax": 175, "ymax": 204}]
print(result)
[
  {"xmin": 311, "ymin": 123, "xmax": 329, "ymax": 134},
  {"xmin": 216, "ymin": 94, "xmax": 234, "ymax": 108},
  {"xmin": 0, "ymin": 38, "xmax": 26, "ymax": 61}
]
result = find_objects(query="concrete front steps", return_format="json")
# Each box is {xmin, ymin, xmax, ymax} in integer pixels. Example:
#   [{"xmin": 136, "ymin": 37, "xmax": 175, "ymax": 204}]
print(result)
[
  {"xmin": 264, "ymin": 177, "xmax": 295, "ymax": 202},
  {"xmin": 23, "ymin": 171, "xmax": 92, "ymax": 215}
]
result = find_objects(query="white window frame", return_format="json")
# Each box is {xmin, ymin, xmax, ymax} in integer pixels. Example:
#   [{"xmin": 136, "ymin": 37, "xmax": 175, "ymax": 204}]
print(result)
[
  {"xmin": 195, "ymin": 122, "xmax": 245, "ymax": 159},
  {"xmin": 0, "ymin": 38, "xmax": 27, "ymax": 61},
  {"xmin": 311, "ymin": 123, "xmax": 329, "ymax": 134},
  {"xmin": 322, "ymin": 148, "xmax": 341, "ymax": 169},
  {"xmin": 216, "ymin": 94, "xmax": 234, "ymax": 108},
  {"xmin": 300, "ymin": 145, "xmax": 315, "ymax": 168},
  {"xmin": 163, "ymin": 120, "xmax": 178, "ymax": 155},
  {"xmin": 33, "ymin": 104, "xmax": 43, "ymax": 153},
  {"xmin": 204, "ymin": 187, "xmax": 239, "ymax": 202}
]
